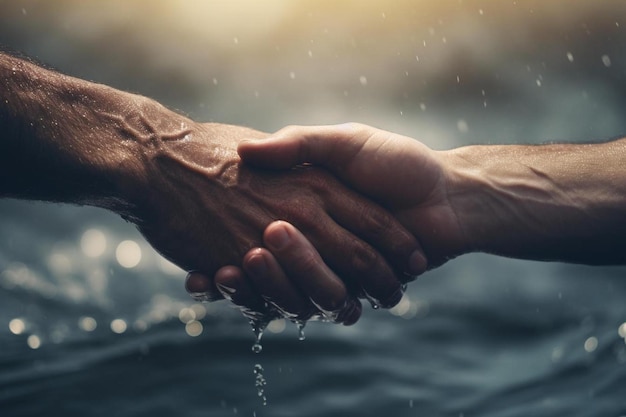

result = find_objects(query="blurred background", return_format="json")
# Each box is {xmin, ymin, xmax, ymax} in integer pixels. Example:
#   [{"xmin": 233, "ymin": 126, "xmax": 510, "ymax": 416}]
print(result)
[{"xmin": 1, "ymin": 1, "xmax": 626, "ymax": 416}]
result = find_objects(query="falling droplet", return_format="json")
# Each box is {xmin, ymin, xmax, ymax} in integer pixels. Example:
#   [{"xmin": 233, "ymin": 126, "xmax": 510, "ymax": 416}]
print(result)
[
  {"xmin": 363, "ymin": 292, "xmax": 382, "ymax": 309},
  {"xmin": 250, "ymin": 317, "xmax": 269, "ymax": 354},
  {"xmin": 253, "ymin": 364, "xmax": 268, "ymax": 406},
  {"xmin": 294, "ymin": 320, "xmax": 306, "ymax": 341}
]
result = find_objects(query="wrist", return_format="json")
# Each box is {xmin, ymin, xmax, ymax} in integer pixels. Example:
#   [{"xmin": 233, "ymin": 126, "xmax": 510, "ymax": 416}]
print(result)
[
  {"xmin": 442, "ymin": 141, "xmax": 626, "ymax": 263},
  {"xmin": 442, "ymin": 144, "xmax": 543, "ymax": 258}
]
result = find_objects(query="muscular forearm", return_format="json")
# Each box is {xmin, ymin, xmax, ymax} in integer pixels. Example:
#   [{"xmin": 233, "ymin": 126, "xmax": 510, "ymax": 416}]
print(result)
[
  {"xmin": 0, "ymin": 53, "xmax": 183, "ymax": 211},
  {"xmin": 444, "ymin": 139, "xmax": 626, "ymax": 264}
]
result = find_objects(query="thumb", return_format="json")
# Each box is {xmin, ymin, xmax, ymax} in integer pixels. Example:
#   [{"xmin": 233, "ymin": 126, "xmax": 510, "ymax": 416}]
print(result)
[
  {"xmin": 237, "ymin": 125, "xmax": 358, "ymax": 170},
  {"xmin": 237, "ymin": 135, "xmax": 306, "ymax": 169}
]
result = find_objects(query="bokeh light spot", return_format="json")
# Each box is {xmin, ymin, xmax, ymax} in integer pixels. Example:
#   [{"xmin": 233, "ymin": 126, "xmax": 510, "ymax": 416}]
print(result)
[
  {"xmin": 178, "ymin": 307, "xmax": 196, "ymax": 324},
  {"xmin": 267, "ymin": 318, "xmax": 286, "ymax": 334},
  {"xmin": 110, "ymin": 318, "xmax": 128, "ymax": 334},
  {"xmin": 115, "ymin": 240, "xmax": 142, "ymax": 268},
  {"xmin": 78, "ymin": 316, "xmax": 97, "ymax": 332},
  {"xmin": 185, "ymin": 320, "xmax": 203, "ymax": 337},
  {"xmin": 9, "ymin": 318, "xmax": 26, "ymax": 335},
  {"xmin": 27, "ymin": 334, "xmax": 41, "ymax": 349},
  {"xmin": 81, "ymin": 228, "xmax": 107, "ymax": 258},
  {"xmin": 584, "ymin": 336, "xmax": 598, "ymax": 353}
]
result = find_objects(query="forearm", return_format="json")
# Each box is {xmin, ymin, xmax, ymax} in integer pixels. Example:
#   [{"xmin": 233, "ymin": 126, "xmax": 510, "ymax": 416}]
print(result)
[
  {"xmin": 0, "ymin": 53, "xmax": 178, "ymax": 211},
  {"xmin": 444, "ymin": 139, "xmax": 626, "ymax": 264}
]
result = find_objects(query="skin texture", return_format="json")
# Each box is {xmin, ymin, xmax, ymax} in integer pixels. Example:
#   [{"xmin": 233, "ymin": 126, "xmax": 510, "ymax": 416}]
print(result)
[
  {"xmin": 189, "ymin": 123, "xmax": 626, "ymax": 323},
  {"xmin": 0, "ymin": 54, "xmax": 425, "ymax": 324}
]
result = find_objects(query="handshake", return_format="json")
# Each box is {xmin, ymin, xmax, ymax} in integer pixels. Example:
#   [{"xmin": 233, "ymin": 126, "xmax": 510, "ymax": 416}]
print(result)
[
  {"xmin": 184, "ymin": 123, "xmax": 457, "ymax": 325},
  {"xmin": 2, "ymin": 52, "xmax": 624, "ymax": 326}
]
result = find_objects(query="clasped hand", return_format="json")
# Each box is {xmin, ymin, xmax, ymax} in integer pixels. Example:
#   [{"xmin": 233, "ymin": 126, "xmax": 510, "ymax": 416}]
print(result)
[{"xmin": 186, "ymin": 123, "xmax": 469, "ymax": 325}]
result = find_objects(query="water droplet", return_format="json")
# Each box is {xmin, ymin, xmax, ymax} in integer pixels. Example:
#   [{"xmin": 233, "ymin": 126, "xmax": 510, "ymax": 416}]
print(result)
[
  {"xmin": 289, "ymin": 71, "xmax": 296, "ymax": 79},
  {"xmin": 253, "ymin": 364, "xmax": 268, "ymax": 406},
  {"xmin": 249, "ymin": 317, "xmax": 269, "ymax": 353},
  {"xmin": 359, "ymin": 76, "xmax": 368, "ymax": 86},
  {"xmin": 536, "ymin": 79, "xmax": 542, "ymax": 87},
  {"xmin": 601, "ymin": 55, "xmax": 612, "ymax": 67},
  {"xmin": 295, "ymin": 320, "xmax": 306, "ymax": 341},
  {"xmin": 566, "ymin": 52, "xmax": 574, "ymax": 62}
]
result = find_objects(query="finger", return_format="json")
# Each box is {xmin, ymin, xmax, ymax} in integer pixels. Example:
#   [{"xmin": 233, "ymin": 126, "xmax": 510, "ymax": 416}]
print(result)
[
  {"xmin": 326, "ymin": 187, "xmax": 427, "ymax": 278},
  {"xmin": 213, "ymin": 266, "xmax": 271, "ymax": 318},
  {"xmin": 240, "ymin": 131, "xmax": 429, "ymax": 278},
  {"xmin": 185, "ymin": 271, "xmax": 223, "ymax": 302},
  {"xmin": 261, "ymin": 221, "xmax": 364, "ymax": 321},
  {"xmin": 237, "ymin": 124, "xmax": 359, "ymax": 170},
  {"xmin": 244, "ymin": 245, "xmax": 361, "ymax": 325},
  {"xmin": 283, "ymin": 202, "xmax": 406, "ymax": 309},
  {"xmin": 243, "ymin": 248, "xmax": 314, "ymax": 320}
]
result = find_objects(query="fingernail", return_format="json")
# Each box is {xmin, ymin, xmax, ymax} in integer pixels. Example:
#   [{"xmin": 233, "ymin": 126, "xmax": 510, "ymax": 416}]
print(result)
[
  {"xmin": 246, "ymin": 253, "xmax": 268, "ymax": 278},
  {"xmin": 409, "ymin": 250, "xmax": 427, "ymax": 275},
  {"xmin": 265, "ymin": 224, "xmax": 290, "ymax": 251},
  {"xmin": 381, "ymin": 287, "xmax": 404, "ymax": 309},
  {"xmin": 339, "ymin": 300, "xmax": 362, "ymax": 326}
]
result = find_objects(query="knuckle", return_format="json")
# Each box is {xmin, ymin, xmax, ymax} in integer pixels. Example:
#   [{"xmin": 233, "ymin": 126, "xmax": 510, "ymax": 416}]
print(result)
[
  {"xmin": 347, "ymin": 122, "xmax": 367, "ymax": 133},
  {"xmin": 361, "ymin": 205, "xmax": 395, "ymax": 238},
  {"xmin": 285, "ymin": 202, "xmax": 320, "ymax": 229},
  {"xmin": 277, "ymin": 124, "xmax": 302, "ymax": 137}
]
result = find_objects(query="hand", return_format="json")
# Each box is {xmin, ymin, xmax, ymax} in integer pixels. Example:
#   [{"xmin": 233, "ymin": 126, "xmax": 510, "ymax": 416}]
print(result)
[
  {"xmin": 123, "ymin": 118, "xmax": 425, "ymax": 318},
  {"xmin": 191, "ymin": 123, "xmax": 469, "ymax": 323},
  {"xmin": 238, "ymin": 123, "xmax": 470, "ymax": 268},
  {"xmin": 0, "ymin": 53, "xmax": 424, "ymax": 324},
  {"xmin": 236, "ymin": 123, "xmax": 626, "ymax": 267}
]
